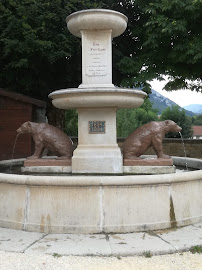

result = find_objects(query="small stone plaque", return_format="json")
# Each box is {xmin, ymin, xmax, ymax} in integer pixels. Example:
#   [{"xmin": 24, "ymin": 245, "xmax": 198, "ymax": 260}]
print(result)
[{"xmin": 89, "ymin": 121, "xmax": 105, "ymax": 134}]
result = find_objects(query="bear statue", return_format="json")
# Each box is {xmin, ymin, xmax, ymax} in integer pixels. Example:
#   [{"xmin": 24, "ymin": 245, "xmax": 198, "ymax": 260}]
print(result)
[
  {"xmin": 16, "ymin": 121, "xmax": 73, "ymax": 160},
  {"xmin": 123, "ymin": 120, "xmax": 182, "ymax": 160}
]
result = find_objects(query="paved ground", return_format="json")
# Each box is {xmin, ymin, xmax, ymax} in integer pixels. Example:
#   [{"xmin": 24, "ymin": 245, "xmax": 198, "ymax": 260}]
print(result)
[
  {"xmin": 0, "ymin": 223, "xmax": 201, "ymax": 256},
  {"xmin": 0, "ymin": 250, "xmax": 202, "ymax": 270}
]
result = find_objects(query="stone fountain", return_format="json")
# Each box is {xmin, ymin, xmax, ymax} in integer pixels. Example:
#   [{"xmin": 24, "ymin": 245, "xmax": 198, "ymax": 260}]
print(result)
[
  {"xmin": 0, "ymin": 9, "xmax": 201, "ymax": 234},
  {"xmin": 49, "ymin": 9, "xmax": 146, "ymax": 174}
]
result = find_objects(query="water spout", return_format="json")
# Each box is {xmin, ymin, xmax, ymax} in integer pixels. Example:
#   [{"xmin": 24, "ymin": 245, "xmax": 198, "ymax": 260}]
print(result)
[
  {"xmin": 9, "ymin": 133, "xmax": 20, "ymax": 172},
  {"xmin": 179, "ymin": 132, "xmax": 188, "ymax": 171}
]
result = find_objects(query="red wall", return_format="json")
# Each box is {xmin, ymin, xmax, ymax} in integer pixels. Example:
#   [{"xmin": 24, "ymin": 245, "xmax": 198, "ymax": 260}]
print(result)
[{"xmin": 0, "ymin": 96, "xmax": 33, "ymax": 160}]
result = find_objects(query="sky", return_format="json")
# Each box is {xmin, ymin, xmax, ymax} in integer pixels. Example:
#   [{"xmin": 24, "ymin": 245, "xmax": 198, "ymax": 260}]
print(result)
[{"xmin": 150, "ymin": 78, "xmax": 202, "ymax": 108}]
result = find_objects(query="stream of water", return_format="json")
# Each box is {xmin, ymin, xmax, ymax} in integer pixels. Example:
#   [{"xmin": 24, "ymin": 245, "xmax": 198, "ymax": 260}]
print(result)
[
  {"xmin": 9, "ymin": 133, "xmax": 20, "ymax": 172},
  {"xmin": 179, "ymin": 131, "xmax": 188, "ymax": 171}
]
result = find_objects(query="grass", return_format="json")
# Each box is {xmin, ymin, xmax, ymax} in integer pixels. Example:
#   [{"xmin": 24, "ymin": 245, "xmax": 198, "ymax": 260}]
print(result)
[
  {"xmin": 52, "ymin": 253, "xmax": 62, "ymax": 258},
  {"xmin": 143, "ymin": 251, "xmax": 153, "ymax": 258},
  {"xmin": 190, "ymin": 246, "xmax": 202, "ymax": 254}
]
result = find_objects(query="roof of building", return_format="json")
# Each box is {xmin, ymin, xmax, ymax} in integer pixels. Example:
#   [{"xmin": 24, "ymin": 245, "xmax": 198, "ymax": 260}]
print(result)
[
  {"xmin": 0, "ymin": 88, "xmax": 46, "ymax": 108},
  {"xmin": 192, "ymin": 126, "xmax": 202, "ymax": 136}
]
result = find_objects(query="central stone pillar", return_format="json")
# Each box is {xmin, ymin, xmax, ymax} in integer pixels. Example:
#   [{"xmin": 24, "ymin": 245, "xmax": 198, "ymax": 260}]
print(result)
[
  {"xmin": 79, "ymin": 30, "xmax": 113, "ymax": 88},
  {"xmin": 72, "ymin": 107, "xmax": 123, "ymax": 174},
  {"xmin": 65, "ymin": 9, "xmax": 128, "ymax": 174}
]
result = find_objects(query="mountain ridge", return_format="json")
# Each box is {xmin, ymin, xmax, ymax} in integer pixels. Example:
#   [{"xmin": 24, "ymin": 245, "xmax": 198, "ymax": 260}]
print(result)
[
  {"xmin": 183, "ymin": 104, "xmax": 202, "ymax": 114},
  {"xmin": 149, "ymin": 89, "xmax": 195, "ymax": 117}
]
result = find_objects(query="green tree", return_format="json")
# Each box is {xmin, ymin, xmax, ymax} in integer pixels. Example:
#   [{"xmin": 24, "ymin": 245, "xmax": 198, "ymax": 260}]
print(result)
[
  {"xmin": 192, "ymin": 114, "xmax": 202, "ymax": 126},
  {"xmin": 64, "ymin": 109, "xmax": 78, "ymax": 136},
  {"xmin": 1, "ymin": 0, "xmax": 201, "ymax": 129},
  {"xmin": 102, "ymin": 0, "xmax": 202, "ymax": 92},
  {"xmin": 0, "ymin": 0, "xmax": 100, "ymax": 127},
  {"xmin": 117, "ymin": 99, "xmax": 158, "ymax": 137},
  {"xmin": 160, "ymin": 105, "xmax": 193, "ymax": 138}
]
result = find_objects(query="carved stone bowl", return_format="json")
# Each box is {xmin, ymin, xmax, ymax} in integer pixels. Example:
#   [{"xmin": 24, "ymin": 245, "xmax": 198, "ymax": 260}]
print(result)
[
  {"xmin": 66, "ymin": 9, "xmax": 128, "ymax": 38},
  {"xmin": 49, "ymin": 88, "xmax": 147, "ymax": 110}
]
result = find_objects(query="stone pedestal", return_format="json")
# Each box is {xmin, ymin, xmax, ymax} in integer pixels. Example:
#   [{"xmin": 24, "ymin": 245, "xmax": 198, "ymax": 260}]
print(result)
[
  {"xmin": 24, "ymin": 158, "xmax": 71, "ymax": 167},
  {"xmin": 23, "ymin": 158, "xmax": 72, "ymax": 174},
  {"xmin": 72, "ymin": 108, "xmax": 122, "ymax": 173},
  {"xmin": 123, "ymin": 158, "xmax": 173, "ymax": 166},
  {"xmin": 123, "ymin": 166, "xmax": 176, "ymax": 175}
]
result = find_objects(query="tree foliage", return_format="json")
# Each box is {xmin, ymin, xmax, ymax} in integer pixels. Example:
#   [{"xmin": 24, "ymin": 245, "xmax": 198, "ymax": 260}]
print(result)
[
  {"xmin": 1, "ymin": 0, "xmax": 82, "ymax": 97},
  {"xmin": 142, "ymin": 0, "xmax": 202, "ymax": 92},
  {"xmin": 192, "ymin": 114, "xmax": 202, "ymax": 126},
  {"xmin": 102, "ymin": 0, "xmax": 202, "ymax": 92},
  {"xmin": 64, "ymin": 109, "xmax": 78, "ymax": 136},
  {"xmin": 117, "ymin": 99, "xmax": 158, "ymax": 137},
  {"xmin": 0, "ymin": 0, "xmax": 201, "ymax": 127},
  {"xmin": 160, "ymin": 105, "xmax": 193, "ymax": 138},
  {"xmin": 0, "ymin": 0, "xmax": 100, "ymax": 126}
]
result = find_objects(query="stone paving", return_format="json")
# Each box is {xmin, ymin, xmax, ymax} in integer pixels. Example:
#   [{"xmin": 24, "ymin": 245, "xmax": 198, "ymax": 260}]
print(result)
[{"xmin": 0, "ymin": 223, "xmax": 201, "ymax": 256}]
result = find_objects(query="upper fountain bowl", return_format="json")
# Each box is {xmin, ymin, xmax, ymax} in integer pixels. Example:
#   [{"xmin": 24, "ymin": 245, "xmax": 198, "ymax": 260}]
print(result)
[
  {"xmin": 49, "ymin": 88, "xmax": 147, "ymax": 109},
  {"xmin": 66, "ymin": 9, "xmax": 128, "ymax": 38}
]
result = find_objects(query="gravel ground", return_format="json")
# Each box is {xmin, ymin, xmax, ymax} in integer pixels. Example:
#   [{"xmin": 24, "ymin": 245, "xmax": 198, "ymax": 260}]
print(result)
[{"xmin": 0, "ymin": 251, "xmax": 202, "ymax": 270}]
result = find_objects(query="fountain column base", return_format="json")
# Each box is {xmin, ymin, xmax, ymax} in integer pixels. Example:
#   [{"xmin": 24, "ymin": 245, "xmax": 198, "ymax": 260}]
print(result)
[
  {"xmin": 72, "ymin": 107, "xmax": 123, "ymax": 174},
  {"xmin": 72, "ymin": 145, "xmax": 123, "ymax": 174}
]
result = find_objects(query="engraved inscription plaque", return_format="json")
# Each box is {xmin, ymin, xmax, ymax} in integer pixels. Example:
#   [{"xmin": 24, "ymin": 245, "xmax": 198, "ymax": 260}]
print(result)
[
  {"xmin": 89, "ymin": 121, "xmax": 106, "ymax": 134},
  {"xmin": 86, "ymin": 40, "xmax": 107, "ymax": 76}
]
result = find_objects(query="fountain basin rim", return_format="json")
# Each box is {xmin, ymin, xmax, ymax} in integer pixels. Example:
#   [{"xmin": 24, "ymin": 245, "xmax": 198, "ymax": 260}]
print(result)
[
  {"xmin": 66, "ymin": 9, "xmax": 128, "ymax": 38},
  {"xmin": 48, "ymin": 87, "xmax": 147, "ymax": 97},
  {"xmin": 1, "ymin": 157, "xmax": 201, "ymax": 234},
  {"xmin": 1, "ymin": 157, "xmax": 202, "ymax": 187},
  {"xmin": 49, "ymin": 88, "xmax": 147, "ymax": 109},
  {"xmin": 66, "ymin": 9, "xmax": 128, "ymax": 22}
]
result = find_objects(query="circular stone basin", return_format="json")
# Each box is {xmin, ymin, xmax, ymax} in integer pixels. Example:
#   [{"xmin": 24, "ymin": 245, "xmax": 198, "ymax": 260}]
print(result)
[
  {"xmin": 49, "ymin": 88, "xmax": 147, "ymax": 109},
  {"xmin": 0, "ymin": 157, "xmax": 201, "ymax": 234},
  {"xmin": 66, "ymin": 9, "xmax": 128, "ymax": 38}
]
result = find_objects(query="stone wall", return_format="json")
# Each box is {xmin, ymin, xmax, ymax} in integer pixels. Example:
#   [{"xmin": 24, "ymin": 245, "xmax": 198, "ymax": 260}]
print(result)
[{"xmin": 117, "ymin": 138, "xmax": 202, "ymax": 159}]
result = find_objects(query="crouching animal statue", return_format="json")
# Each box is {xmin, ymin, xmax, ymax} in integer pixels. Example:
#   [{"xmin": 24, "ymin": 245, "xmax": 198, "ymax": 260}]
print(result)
[
  {"xmin": 17, "ymin": 121, "xmax": 73, "ymax": 159},
  {"xmin": 123, "ymin": 120, "xmax": 182, "ymax": 159}
]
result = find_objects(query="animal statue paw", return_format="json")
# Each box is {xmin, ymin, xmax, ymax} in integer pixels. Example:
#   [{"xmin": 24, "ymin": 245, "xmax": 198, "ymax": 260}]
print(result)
[{"xmin": 26, "ymin": 155, "xmax": 41, "ymax": 160}]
